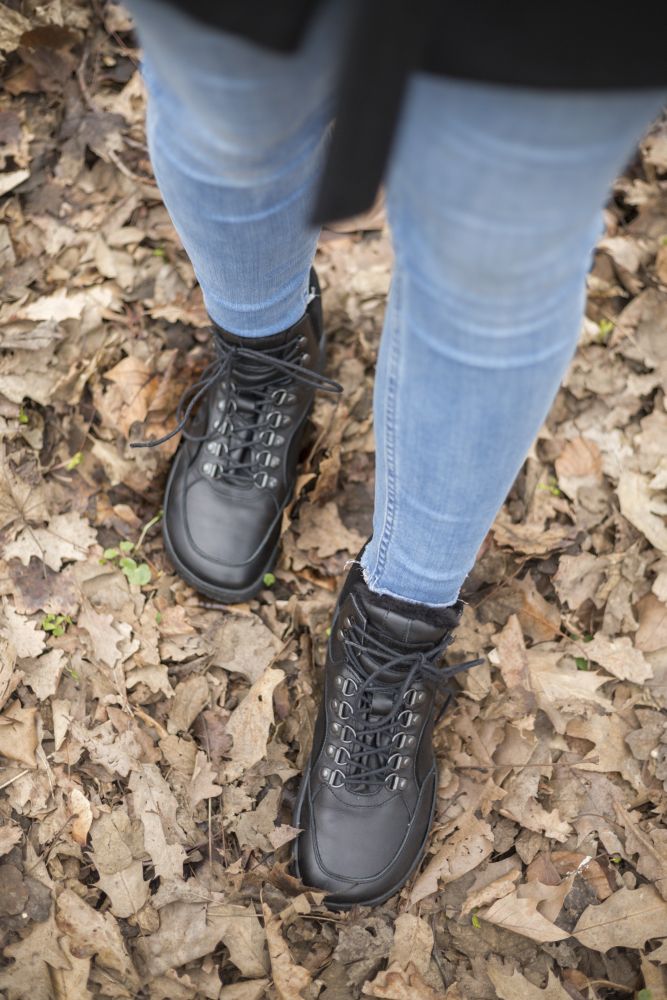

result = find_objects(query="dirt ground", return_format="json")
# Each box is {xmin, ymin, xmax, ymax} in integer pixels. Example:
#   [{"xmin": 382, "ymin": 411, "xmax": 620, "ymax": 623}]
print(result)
[{"xmin": 2, "ymin": 3, "xmax": 667, "ymax": 999}]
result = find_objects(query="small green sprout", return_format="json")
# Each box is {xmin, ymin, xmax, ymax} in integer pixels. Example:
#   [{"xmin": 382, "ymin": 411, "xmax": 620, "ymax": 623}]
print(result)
[
  {"xmin": 66, "ymin": 451, "xmax": 83, "ymax": 471},
  {"xmin": 41, "ymin": 613, "xmax": 73, "ymax": 638},
  {"xmin": 18, "ymin": 406, "xmax": 28, "ymax": 425},
  {"xmin": 597, "ymin": 318, "xmax": 614, "ymax": 341},
  {"xmin": 118, "ymin": 557, "xmax": 152, "ymax": 586},
  {"xmin": 575, "ymin": 657, "xmax": 589, "ymax": 671},
  {"xmin": 471, "ymin": 910, "xmax": 481, "ymax": 929},
  {"xmin": 263, "ymin": 572, "xmax": 276, "ymax": 588}
]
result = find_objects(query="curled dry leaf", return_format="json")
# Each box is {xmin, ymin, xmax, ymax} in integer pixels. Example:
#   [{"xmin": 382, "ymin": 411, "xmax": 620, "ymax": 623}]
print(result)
[
  {"xmin": 388, "ymin": 913, "xmax": 433, "ymax": 976},
  {"xmin": 55, "ymin": 887, "xmax": 140, "ymax": 990},
  {"xmin": 409, "ymin": 813, "xmax": 494, "ymax": 905},
  {"xmin": 262, "ymin": 902, "xmax": 312, "ymax": 1000},
  {"xmin": 221, "ymin": 667, "xmax": 285, "ymax": 782},
  {"xmin": 0, "ymin": 700, "xmax": 39, "ymax": 767},
  {"xmin": 584, "ymin": 633, "xmax": 652, "ymax": 683},
  {"xmin": 362, "ymin": 961, "xmax": 442, "ymax": 1000},
  {"xmin": 617, "ymin": 470, "xmax": 667, "ymax": 554},
  {"xmin": 128, "ymin": 763, "xmax": 187, "ymax": 881},
  {"xmin": 486, "ymin": 964, "xmax": 572, "ymax": 1000},
  {"xmin": 89, "ymin": 808, "xmax": 149, "ymax": 919},
  {"xmin": 67, "ymin": 786, "xmax": 93, "ymax": 846}
]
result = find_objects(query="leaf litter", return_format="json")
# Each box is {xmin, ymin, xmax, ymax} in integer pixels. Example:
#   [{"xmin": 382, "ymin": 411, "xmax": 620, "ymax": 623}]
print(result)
[{"xmin": 2, "ymin": 3, "xmax": 667, "ymax": 998}]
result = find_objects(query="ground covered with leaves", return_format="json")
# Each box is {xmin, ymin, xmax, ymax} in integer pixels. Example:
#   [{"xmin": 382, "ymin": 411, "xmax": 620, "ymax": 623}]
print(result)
[{"xmin": 1, "ymin": 3, "xmax": 667, "ymax": 999}]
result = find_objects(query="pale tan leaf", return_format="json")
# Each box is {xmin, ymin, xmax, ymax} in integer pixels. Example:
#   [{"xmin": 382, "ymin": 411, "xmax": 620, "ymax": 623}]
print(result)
[
  {"xmin": 4, "ymin": 511, "xmax": 97, "ymax": 571},
  {"xmin": 410, "ymin": 813, "xmax": 494, "ymax": 905},
  {"xmin": 479, "ymin": 890, "xmax": 570, "ymax": 943},
  {"xmin": 207, "ymin": 614, "xmax": 282, "ymax": 683},
  {"xmin": 56, "ymin": 887, "xmax": 140, "ymax": 989},
  {"xmin": 362, "ymin": 961, "xmax": 442, "ymax": 1000},
  {"xmin": 617, "ymin": 470, "xmax": 667, "ymax": 554},
  {"xmin": 262, "ymin": 902, "xmax": 312, "ymax": 1000},
  {"xmin": 222, "ymin": 667, "xmax": 285, "ymax": 782},
  {"xmin": 0, "ymin": 634, "xmax": 20, "ymax": 711},
  {"xmin": 0, "ymin": 822, "xmax": 22, "ymax": 857},
  {"xmin": 189, "ymin": 750, "xmax": 222, "ymax": 807},
  {"xmin": 0, "ymin": 700, "xmax": 39, "ymax": 767},
  {"xmin": 573, "ymin": 885, "xmax": 667, "ymax": 951},
  {"xmin": 1, "ymin": 602, "xmax": 45, "ymax": 659},
  {"xmin": 68, "ymin": 787, "xmax": 93, "ymax": 846},
  {"xmin": 584, "ymin": 633, "xmax": 652, "ymax": 683},
  {"xmin": 128, "ymin": 764, "xmax": 187, "ymax": 881},
  {"xmin": 167, "ymin": 674, "xmax": 209, "ymax": 734},
  {"xmin": 388, "ymin": 914, "xmax": 433, "ymax": 977},
  {"xmin": 487, "ymin": 964, "xmax": 572, "ymax": 1000}
]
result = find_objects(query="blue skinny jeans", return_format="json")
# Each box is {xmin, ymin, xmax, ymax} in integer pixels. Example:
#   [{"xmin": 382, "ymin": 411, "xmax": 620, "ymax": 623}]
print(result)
[{"xmin": 130, "ymin": 0, "xmax": 665, "ymax": 606}]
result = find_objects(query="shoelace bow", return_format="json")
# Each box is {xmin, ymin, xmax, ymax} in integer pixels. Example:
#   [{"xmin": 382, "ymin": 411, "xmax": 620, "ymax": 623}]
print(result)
[
  {"xmin": 335, "ymin": 617, "xmax": 483, "ymax": 790},
  {"xmin": 131, "ymin": 328, "xmax": 342, "ymax": 482}
]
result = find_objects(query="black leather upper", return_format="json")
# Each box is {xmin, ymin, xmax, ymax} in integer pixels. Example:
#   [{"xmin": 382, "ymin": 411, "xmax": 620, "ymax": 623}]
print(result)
[
  {"xmin": 161, "ymin": 275, "xmax": 331, "ymax": 600},
  {"xmin": 294, "ymin": 559, "xmax": 476, "ymax": 908}
]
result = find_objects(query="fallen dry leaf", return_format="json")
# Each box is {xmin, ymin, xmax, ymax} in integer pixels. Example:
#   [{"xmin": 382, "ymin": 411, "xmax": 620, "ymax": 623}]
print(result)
[
  {"xmin": 573, "ymin": 885, "xmax": 667, "ymax": 951},
  {"xmin": 222, "ymin": 667, "xmax": 285, "ymax": 782},
  {"xmin": 262, "ymin": 902, "xmax": 312, "ymax": 1000}
]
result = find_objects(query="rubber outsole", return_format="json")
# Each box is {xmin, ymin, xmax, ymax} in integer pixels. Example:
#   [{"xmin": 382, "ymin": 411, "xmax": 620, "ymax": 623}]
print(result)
[{"xmin": 291, "ymin": 765, "xmax": 438, "ymax": 911}]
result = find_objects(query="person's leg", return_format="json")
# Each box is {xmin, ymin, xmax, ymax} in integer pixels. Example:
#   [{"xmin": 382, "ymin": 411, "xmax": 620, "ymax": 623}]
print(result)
[
  {"xmin": 128, "ymin": 0, "xmax": 345, "ymax": 601},
  {"xmin": 362, "ymin": 80, "xmax": 666, "ymax": 606},
  {"xmin": 295, "ymin": 84, "xmax": 666, "ymax": 909},
  {"xmin": 129, "ymin": 0, "xmax": 342, "ymax": 335}
]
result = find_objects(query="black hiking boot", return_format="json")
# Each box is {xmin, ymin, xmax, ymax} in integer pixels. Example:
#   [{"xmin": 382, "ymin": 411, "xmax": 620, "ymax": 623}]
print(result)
[
  {"xmin": 133, "ymin": 271, "xmax": 340, "ymax": 602},
  {"xmin": 293, "ymin": 558, "xmax": 482, "ymax": 908}
]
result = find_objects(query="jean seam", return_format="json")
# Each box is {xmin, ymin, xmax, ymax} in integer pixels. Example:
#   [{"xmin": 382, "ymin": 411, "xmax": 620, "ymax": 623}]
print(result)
[{"xmin": 368, "ymin": 272, "xmax": 402, "ymax": 588}]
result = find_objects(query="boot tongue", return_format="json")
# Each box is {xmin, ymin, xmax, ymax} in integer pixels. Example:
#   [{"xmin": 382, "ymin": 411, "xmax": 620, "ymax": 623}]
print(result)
[
  {"xmin": 359, "ymin": 587, "xmax": 461, "ymax": 646},
  {"xmin": 349, "ymin": 585, "xmax": 461, "ymax": 680}
]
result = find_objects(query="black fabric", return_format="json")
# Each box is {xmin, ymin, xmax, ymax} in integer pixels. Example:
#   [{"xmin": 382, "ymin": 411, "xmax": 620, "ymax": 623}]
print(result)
[{"xmin": 156, "ymin": 0, "xmax": 667, "ymax": 222}]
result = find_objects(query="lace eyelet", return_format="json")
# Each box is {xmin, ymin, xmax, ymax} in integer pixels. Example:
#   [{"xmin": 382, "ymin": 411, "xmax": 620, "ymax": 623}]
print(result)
[
  {"xmin": 301, "ymin": 352, "xmax": 311, "ymax": 364},
  {"xmin": 258, "ymin": 430, "xmax": 278, "ymax": 448},
  {"xmin": 340, "ymin": 724, "xmax": 356, "ymax": 744},
  {"xmin": 202, "ymin": 462, "xmax": 217, "ymax": 478},
  {"xmin": 329, "ymin": 769, "xmax": 345, "ymax": 788},
  {"xmin": 338, "ymin": 701, "xmax": 353, "ymax": 720},
  {"xmin": 341, "ymin": 677, "xmax": 358, "ymax": 697},
  {"xmin": 253, "ymin": 470, "xmax": 269, "ymax": 488},
  {"xmin": 272, "ymin": 388, "xmax": 288, "ymax": 405},
  {"xmin": 334, "ymin": 746, "xmax": 350, "ymax": 765},
  {"xmin": 385, "ymin": 773, "xmax": 400, "ymax": 791}
]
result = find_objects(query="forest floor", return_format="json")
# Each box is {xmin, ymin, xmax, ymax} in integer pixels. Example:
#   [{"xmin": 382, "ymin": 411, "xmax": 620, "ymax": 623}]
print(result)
[{"xmin": 2, "ymin": 3, "xmax": 667, "ymax": 999}]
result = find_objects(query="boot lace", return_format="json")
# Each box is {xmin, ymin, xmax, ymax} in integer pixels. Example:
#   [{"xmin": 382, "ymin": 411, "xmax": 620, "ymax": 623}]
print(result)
[
  {"xmin": 131, "ymin": 328, "xmax": 342, "ymax": 487},
  {"xmin": 325, "ymin": 616, "xmax": 483, "ymax": 793}
]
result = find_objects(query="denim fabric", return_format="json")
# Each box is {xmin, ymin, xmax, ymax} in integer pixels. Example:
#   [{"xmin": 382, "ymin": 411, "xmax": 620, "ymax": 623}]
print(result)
[{"xmin": 130, "ymin": 0, "xmax": 665, "ymax": 606}]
